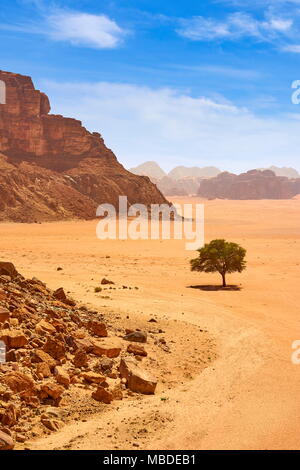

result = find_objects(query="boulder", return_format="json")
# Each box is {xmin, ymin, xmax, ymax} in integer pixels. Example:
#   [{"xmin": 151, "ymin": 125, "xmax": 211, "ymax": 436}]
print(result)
[
  {"xmin": 119, "ymin": 357, "xmax": 157, "ymax": 394},
  {"xmin": 2, "ymin": 371, "xmax": 35, "ymax": 395},
  {"xmin": 31, "ymin": 349, "xmax": 57, "ymax": 370},
  {"xmin": 88, "ymin": 320, "xmax": 107, "ymax": 337},
  {"xmin": 92, "ymin": 338, "xmax": 122, "ymax": 358},
  {"xmin": 43, "ymin": 337, "xmax": 66, "ymax": 360},
  {"xmin": 54, "ymin": 366, "xmax": 70, "ymax": 387},
  {"xmin": 92, "ymin": 386, "xmax": 113, "ymax": 404},
  {"xmin": 53, "ymin": 288, "xmax": 75, "ymax": 306},
  {"xmin": 0, "ymin": 329, "xmax": 27, "ymax": 349},
  {"xmin": 40, "ymin": 382, "xmax": 64, "ymax": 400},
  {"xmin": 35, "ymin": 319, "xmax": 56, "ymax": 335},
  {"xmin": 81, "ymin": 371, "xmax": 106, "ymax": 384},
  {"xmin": 101, "ymin": 278, "xmax": 115, "ymax": 285},
  {"xmin": 0, "ymin": 430, "xmax": 15, "ymax": 450},
  {"xmin": 0, "ymin": 307, "xmax": 10, "ymax": 324},
  {"xmin": 127, "ymin": 343, "xmax": 147, "ymax": 357},
  {"xmin": 0, "ymin": 262, "xmax": 19, "ymax": 279},
  {"xmin": 123, "ymin": 331, "xmax": 147, "ymax": 343},
  {"xmin": 72, "ymin": 349, "xmax": 88, "ymax": 368},
  {"xmin": 36, "ymin": 362, "xmax": 52, "ymax": 378}
]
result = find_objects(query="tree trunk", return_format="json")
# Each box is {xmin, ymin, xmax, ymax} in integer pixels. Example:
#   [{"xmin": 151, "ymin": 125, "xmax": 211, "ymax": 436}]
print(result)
[{"xmin": 221, "ymin": 272, "xmax": 226, "ymax": 287}]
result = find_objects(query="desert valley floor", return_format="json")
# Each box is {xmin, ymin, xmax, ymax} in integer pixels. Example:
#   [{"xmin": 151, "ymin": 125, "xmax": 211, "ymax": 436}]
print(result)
[{"xmin": 1, "ymin": 197, "xmax": 300, "ymax": 450}]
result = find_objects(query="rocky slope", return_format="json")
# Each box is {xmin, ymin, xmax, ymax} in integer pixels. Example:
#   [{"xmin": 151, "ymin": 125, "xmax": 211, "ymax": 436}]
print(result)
[
  {"xmin": 0, "ymin": 262, "xmax": 159, "ymax": 450},
  {"xmin": 0, "ymin": 71, "xmax": 167, "ymax": 222},
  {"xmin": 198, "ymin": 169, "xmax": 300, "ymax": 199}
]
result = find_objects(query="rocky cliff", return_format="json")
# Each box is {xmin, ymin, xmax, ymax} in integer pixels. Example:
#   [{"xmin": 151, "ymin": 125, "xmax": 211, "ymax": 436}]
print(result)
[
  {"xmin": 0, "ymin": 71, "xmax": 167, "ymax": 222},
  {"xmin": 198, "ymin": 169, "xmax": 300, "ymax": 200}
]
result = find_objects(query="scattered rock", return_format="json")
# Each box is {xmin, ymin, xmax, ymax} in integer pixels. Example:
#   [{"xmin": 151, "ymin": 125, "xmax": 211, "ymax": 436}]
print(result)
[
  {"xmin": 53, "ymin": 288, "xmax": 75, "ymax": 306},
  {"xmin": 101, "ymin": 278, "xmax": 115, "ymax": 285},
  {"xmin": 123, "ymin": 331, "xmax": 147, "ymax": 343},
  {"xmin": 81, "ymin": 372, "xmax": 106, "ymax": 384},
  {"xmin": 43, "ymin": 337, "xmax": 66, "ymax": 361},
  {"xmin": 88, "ymin": 320, "xmax": 107, "ymax": 337},
  {"xmin": 0, "ymin": 307, "xmax": 10, "ymax": 324},
  {"xmin": 0, "ymin": 262, "xmax": 19, "ymax": 279},
  {"xmin": 31, "ymin": 349, "xmax": 57, "ymax": 371},
  {"xmin": 0, "ymin": 430, "xmax": 15, "ymax": 450},
  {"xmin": 3, "ymin": 371, "xmax": 35, "ymax": 395},
  {"xmin": 73, "ymin": 349, "xmax": 88, "ymax": 368},
  {"xmin": 119, "ymin": 357, "xmax": 157, "ymax": 394},
  {"xmin": 92, "ymin": 338, "xmax": 122, "ymax": 358},
  {"xmin": 0, "ymin": 330, "xmax": 28, "ymax": 349},
  {"xmin": 54, "ymin": 366, "xmax": 70, "ymax": 387},
  {"xmin": 92, "ymin": 386, "xmax": 113, "ymax": 404},
  {"xmin": 127, "ymin": 344, "xmax": 147, "ymax": 357},
  {"xmin": 40, "ymin": 382, "xmax": 64, "ymax": 400}
]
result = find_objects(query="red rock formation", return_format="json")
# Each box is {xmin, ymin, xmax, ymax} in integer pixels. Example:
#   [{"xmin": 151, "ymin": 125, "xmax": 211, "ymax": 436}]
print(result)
[
  {"xmin": 0, "ymin": 71, "xmax": 167, "ymax": 222},
  {"xmin": 198, "ymin": 169, "xmax": 300, "ymax": 200}
]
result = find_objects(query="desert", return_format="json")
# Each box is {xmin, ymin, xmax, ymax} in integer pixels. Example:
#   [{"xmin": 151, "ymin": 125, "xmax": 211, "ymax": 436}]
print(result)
[
  {"xmin": 0, "ymin": 196, "xmax": 299, "ymax": 450},
  {"xmin": 1, "ymin": 0, "xmax": 300, "ymax": 456}
]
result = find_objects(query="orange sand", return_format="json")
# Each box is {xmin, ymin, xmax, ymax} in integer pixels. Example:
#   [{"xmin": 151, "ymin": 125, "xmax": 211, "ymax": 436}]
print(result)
[{"xmin": 1, "ymin": 197, "xmax": 300, "ymax": 450}]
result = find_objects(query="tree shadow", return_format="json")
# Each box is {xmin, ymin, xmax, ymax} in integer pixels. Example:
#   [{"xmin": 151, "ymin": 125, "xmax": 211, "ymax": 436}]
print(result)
[{"xmin": 188, "ymin": 284, "xmax": 242, "ymax": 291}]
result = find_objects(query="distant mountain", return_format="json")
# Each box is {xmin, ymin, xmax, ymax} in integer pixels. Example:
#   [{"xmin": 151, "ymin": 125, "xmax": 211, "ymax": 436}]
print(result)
[
  {"xmin": 263, "ymin": 166, "xmax": 300, "ymax": 179},
  {"xmin": 168, "ymin": 166, "xmax": 221, "ymax": 180},
  {"xmin": 198, "ymin": 169, "xmax": 300, "ymax": 200},
  {"xmin": 154, "ymin": 176, "xmax": 204, "ymax": 197},
  {"xmin": 130, "ymin": 161, "xmax": 166, "ymax": 180},
  {"xmin": 129, "ymin": 162, "xmax": 221, "ymax": 196}
]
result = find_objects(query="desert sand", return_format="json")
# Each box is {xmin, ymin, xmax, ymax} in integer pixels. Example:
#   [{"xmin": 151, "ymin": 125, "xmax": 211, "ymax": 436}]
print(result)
[{"xmin": 1, "ymin": 197, "xmax": 300, "ymax": 450}]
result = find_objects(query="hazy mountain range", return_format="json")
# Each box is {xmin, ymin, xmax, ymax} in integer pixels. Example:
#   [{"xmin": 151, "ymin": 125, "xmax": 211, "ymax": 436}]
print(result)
[{"xmin": 129, "ymin": 161, "xmax": 300, "ymax": 197}]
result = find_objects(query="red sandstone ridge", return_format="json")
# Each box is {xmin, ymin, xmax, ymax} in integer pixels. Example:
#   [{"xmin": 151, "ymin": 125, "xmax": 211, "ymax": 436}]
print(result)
[
  {"xmin": 198, "ymin": 169, "xmax": 300, "ymax": 200},
  {"xmin": 0, "ymin": 70, "xmax": 167, "ymax": 222}
]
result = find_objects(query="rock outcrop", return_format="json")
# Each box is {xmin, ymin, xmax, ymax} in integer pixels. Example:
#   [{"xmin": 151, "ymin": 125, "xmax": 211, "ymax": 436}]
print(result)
[
  {"xmin": 259, "ymin": 166, "xmax": 300, "ymax": 179},
  {"xmin": 198, "ymin": 170, "xmax": 300, "ymax": 200},
  {"xmin": 0, "ymin": 71, "xmax": 167, "ymax": 222}
]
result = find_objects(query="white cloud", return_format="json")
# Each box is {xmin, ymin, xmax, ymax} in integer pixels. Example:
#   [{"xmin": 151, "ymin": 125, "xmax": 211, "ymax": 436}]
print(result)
[
  {"xmin": 282, "ymin": 44, "xmax": 300, "ymax": 52},
  {"xmin": 40, "ymin": 79, "xmax": 300, "ymax": 173},
  {"xmin": 46, "ymin": 11, "xmax": 126, "ymax": 49},
  {"xmin": 177, "ymin": 11, "xmax": 294, "ymax": 43},
  {"xmin": 0, "ymin": 9, "xmax": 126, "ymax": 49}
]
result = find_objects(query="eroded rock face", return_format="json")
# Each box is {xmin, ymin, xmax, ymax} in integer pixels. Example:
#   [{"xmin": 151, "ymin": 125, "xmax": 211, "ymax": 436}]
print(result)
[
  {"xmin": 198, "ymin": 170, "xmax": 300, "ymax": 200},
  {"xmin": 0, "ymin": 70, "xmax": 168, "ymax": 222}
]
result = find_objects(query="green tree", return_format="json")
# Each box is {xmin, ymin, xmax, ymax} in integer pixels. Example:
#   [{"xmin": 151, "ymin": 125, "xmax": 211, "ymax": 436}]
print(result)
[{"xmin": 190, "ymin": 239, "xmax": 246, "ymax": 287}]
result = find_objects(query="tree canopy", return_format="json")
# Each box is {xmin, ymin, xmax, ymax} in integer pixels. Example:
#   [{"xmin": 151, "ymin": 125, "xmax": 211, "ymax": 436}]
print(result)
[{"xmin": 190, "ymin": 239, "xmax": 246, "ymax": 287}]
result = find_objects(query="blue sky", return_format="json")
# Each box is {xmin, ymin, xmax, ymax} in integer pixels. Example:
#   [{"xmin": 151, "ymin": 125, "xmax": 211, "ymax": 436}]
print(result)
[{"xmin": 1, "ymin": 0, "xmax": 300, "ymax": 172}]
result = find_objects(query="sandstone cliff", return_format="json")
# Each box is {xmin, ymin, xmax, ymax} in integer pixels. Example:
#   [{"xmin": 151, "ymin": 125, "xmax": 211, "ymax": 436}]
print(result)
[
  {"xmin": 0, "ymin": 71, "xmax": 167, "ymax": 222},
  {"xmin": 198, "ymin": 169, "xmax": 300, "ymax": 200}
]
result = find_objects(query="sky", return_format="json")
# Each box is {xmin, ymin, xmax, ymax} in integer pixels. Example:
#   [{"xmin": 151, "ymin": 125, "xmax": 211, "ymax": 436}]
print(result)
[{"xmin": 1, "ymin": 0, "xmax": 300, "ymax": 173}]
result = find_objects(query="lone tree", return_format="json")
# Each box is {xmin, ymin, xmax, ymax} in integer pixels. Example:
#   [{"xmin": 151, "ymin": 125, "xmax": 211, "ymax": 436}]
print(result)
[{"xmin": 190, "ymin": 239, "xmax": 246, "ymax": 287}]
